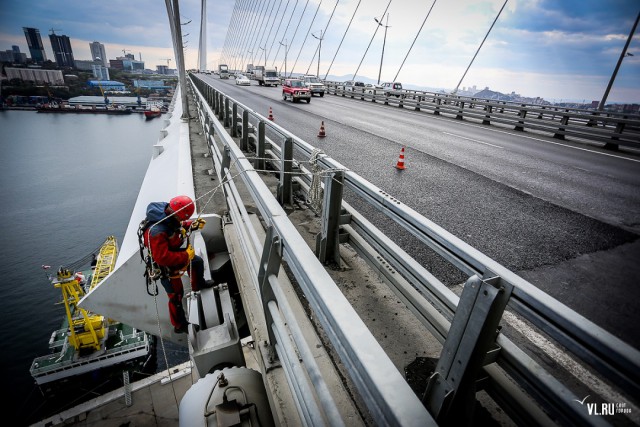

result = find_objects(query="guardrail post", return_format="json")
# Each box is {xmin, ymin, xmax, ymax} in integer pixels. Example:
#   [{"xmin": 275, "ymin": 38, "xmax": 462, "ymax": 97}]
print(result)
[
  {"xmin": 315, "ymin": 171, "xmax": 345, "ymax": 266},
  {"xmin": 605, "ymin": 121, "xmax": 624, "ymax": 150},
  {"xmin": 231, "ymin": 103, "xmax": 238, "ymax": 137},
  {"xmin": 415, "ymin": 96, "xmax": 421, "ymax": 111},
  {"xmin": 515, "ymin": 107, "xmax": 526, "ymax": 131},
  {"xmin": 423, "ymin": 274, "xmax": 512, "ymax": 426},
  {"xmin": 256, "ymin": 120, "xmax": 266, "ymax": 171},
  {"xmin": 216, "ymin": 93, "xmax": 223, "ymax": 119},
  {"xmin": 277, "ymin": 137, "xmax": 293, "ymax": 208},
  {"xmin": 224, "ymin": 98, "xmax": 230, "ymax": 128},
  {"xmin": 257, "ymin": 226, "xmax": 282, "ymax": 366},
  {"xmin": 399, "ymin": 95, "xmax": 404, "ymax": 109},
  {"xmin": 434, "ymin": 98, "xmax": 441, "ymax": 115},
  {"xmin": 241, "ymin": 110, "xmax": 249, "ymax": 151},
  {"xmin": 456, "ymin": 101, "xmax": 464, "ymax": 120},
  {"xmin": 483, "ymin": 105, "xmax": 492, "ymax": 125},
  {"xmin": 384, "ymin": 94, "xmax": 389, "ymax": 105},
  {"xmin": 554, "ymin": 115, "xmax": 569, "ymax": 139}
]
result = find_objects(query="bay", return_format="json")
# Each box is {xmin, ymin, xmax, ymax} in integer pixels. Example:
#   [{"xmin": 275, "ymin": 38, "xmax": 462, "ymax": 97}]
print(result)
[{"xmin": 0, "ymin": 109, "xmax": 173, "ymax": 424}]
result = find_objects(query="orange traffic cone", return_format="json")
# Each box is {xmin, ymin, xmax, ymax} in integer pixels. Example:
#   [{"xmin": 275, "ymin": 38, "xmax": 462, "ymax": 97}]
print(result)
[
  {"xmin": 395, "ymin": 147, "xmax": 406, "ymax": 170},
  {"xmin": 268, "ymin": 107, "xmax": 274, "ymax": 121},
  {"xmin": 318, "ymin": 121, "xmax": 326, "ymax": 137}
]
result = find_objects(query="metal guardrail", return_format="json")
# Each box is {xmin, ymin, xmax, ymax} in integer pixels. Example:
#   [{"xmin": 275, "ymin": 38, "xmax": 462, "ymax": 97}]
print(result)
[
  {"xmin": 189, "ymin": 74, "xmax": 640, "ymax": 426},
  {"xmin": 324, "ymin": 82, "xmax": 640, "ymax": 149}
]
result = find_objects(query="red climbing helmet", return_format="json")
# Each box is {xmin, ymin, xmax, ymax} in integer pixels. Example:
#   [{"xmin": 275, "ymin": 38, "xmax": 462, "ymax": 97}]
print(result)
[{"xmin": 169, "ymin": 195, "xmax": 195, "ymax": 221}]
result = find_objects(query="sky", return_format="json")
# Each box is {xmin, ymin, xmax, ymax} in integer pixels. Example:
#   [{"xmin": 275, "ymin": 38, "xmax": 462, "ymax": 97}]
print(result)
[{"xmin": 1, "ymin": 0, "xmax": 638, "ymax": 103}]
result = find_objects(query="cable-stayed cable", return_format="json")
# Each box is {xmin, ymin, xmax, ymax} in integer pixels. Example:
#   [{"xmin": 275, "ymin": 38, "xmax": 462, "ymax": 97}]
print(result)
[
  {"xmin": 271, "ymin": 0, "xmax": 299, "ymax": 66},
  {"xmin": 237, "ymin": 0, "xmax": 261, "ymax": 69},
  {"xmin": 323, "ymin": 0, "xmax": 361, "ymax": 80},
  {"xmin": 261, "ymin": 0, "xmax": 285, "ymax": 65},
  {"xmin": 279, "ymin": 0, "xmax": 310, "ymax": 72},
  {"xmin": 244, "ymin": 0, "xmax": 270, "ymax": 67},
  {"xmin": 452, "ymin": 0, "xmax": 508, "ymax": 93},
  {"xmin": 266, "ymin": 0, "xmax": 291, "ymax": 64},
  {"xmin": 305, "ymin": 0, "xmax": 340, "ymax": 76},
  {"xmin": 289, "ymin": 0, "xmax": 323, "ymax": 77},
  {"xmin": 352, "ymin": 0, "xmax": 392, "ymax": 81},
  {"xmin": 252, "ymin": 0, "xmax": 278, "ymax": 65},
  {"xmin": 391, "ymin": 0, "xmax": 436, "ymax": 82}
]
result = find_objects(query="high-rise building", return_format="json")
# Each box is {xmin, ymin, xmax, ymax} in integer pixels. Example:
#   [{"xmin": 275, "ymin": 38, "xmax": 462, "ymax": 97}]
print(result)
[
  {"xmin": 90, "ymin": 41, "xmax": 108, "ymax": 67},
  {"xmin": 23, "ymin": 27, "xmax": 47, "ymax": 63},
  {"xmin": 49, "ymin": 31, "xmax": 75, "ymax": 68}
]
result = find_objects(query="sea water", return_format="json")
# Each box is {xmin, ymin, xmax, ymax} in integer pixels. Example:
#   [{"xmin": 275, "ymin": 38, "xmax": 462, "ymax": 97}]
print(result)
[{"xmin": 0, "ymin": 110, "xmax": 184, "ymax": 424}]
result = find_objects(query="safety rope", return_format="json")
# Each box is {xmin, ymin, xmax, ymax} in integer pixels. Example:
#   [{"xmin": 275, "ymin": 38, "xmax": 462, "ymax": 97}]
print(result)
[{"xmin": 309, "ymin": 149, "xmax": 325, "ymax": 213}]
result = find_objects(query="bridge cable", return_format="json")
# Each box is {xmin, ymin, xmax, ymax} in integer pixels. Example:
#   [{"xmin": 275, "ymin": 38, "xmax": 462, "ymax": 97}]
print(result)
[
  {"xmin": 237, "ymin": 0, "xmax": 261, "ymax": 70},
  {"xmin": 265, "ymin": 0, "xmax": 291, "ymax": 65},
  {"xmin": 271, "ymin": 0, "xmax": 300, "ymax": 67},
  {"xmin": 391, "ymin": 0, "xmax": 437, "ymax": 83},
  {"xmin": 352, "ymin": 0, "xmax": 392, "ymax": 82},
  {"xmin": 289, "ymin": 0, "xmax": 324, "ymax": 77},
  {"xmin": 323, "ymin": 0, "xmax": 361, "ymax": 80},
  {"xmin": 261, "ymin": 0, "xmax": 285, "ymax": 65},
  {"xmin": 229, "ymin": 0, "xmax": 251, "ymax": 69},
  {"xmin": 220, "ymin": 0, "xmax": 243, "ymax": 67},
  {"xmin": 305, "ymin": 0, "xmax": 341, "ymax": 76},
  {"xmin": 452, "ymin": 0, "xmax": 508, "ymax": 94},
  {"xmin": 278, "ymin": 0, "xmax": 311, "ymax": 73},
  {"xmin": 252, "ymin": 0, "xmax": 278, "ymax": 65},
  {"xmin": 244, "ymin": 0, "xmax": 270, "ymax": 68}
]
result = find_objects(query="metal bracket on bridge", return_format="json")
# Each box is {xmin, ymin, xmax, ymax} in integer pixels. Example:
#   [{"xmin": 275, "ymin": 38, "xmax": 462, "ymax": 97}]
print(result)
[
  {"xmin": 277, "ymin": 137, "xmax": 293, "ymax": 208},
  {"xmin": 315, "ymin": 170, "xmax": 345, "ymax": 266},
  {"xmin": 423, "ymin": 273, "xmax": 512, "ymax": 426},
  {"xmin": 257, "ymin": 226, "xmax": 283, "ymax": 370},
  {"xmin": 241, "ymin": 110, "xmax": 249, "ymax": 150}
]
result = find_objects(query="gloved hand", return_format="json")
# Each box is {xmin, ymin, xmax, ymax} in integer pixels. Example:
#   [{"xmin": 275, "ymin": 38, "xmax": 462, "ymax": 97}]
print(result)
[
  {"xmin": 186, "ymin": 244, "xmax": 195, "ymax": 261},
  {"xmin": 190, "ymin": 218, "xmax": 206, "ymax": 231}
]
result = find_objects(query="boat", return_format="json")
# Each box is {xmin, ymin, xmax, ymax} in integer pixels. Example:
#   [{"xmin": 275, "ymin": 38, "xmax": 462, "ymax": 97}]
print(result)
[
  {"xmin": 29, "ymin": 236, "xmax": 154, "ymax": 388},
  {"xmin": 144, "ymin": 101, "xmax": 163, "ymax": 119},
  {"xmin": 36, "ymin": 103, "xmax": 133, "ymax": 114}
]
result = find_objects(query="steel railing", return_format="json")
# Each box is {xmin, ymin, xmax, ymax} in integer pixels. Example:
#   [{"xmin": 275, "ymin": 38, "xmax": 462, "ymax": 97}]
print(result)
[
  {"xmin": 189, "ymin": 74, "xmax": 640, "ymax": 426},
  {"xmin": 324, "ymin": 82, "xmax": 640, "ymax": 149}
]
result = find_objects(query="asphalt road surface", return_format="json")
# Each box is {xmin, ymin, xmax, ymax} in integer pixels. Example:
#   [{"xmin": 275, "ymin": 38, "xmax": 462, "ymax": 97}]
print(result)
[{"xmin": 197, "ymin": 74, "xmax": 640, "ymax": 349}]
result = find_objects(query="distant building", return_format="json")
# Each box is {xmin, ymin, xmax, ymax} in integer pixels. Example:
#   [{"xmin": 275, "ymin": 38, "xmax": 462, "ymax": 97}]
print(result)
[
  {"xmin": 88, "ymin": 80, "xmax": 126, "ymax": 91},
  {"xmin": 23, "ymin": 27, "xmax": 47, "ymax": 63},
  {"xmin": 156, "ymin": 65, "xmax": 168, "ymax": 75},
  {"xmin": 89, "ymin": 41, "xmax": 108, "ymax": 67},
  {"xmin": 0, "ymin": 47, "xmax": 26, "ymax": 63},
  {"xmin": 6, "ymin": 67, "xmax": 64, "ymax": 84},
  {"xmin": 75, "ymin": 59, "xmax": 102, "ymax": 70},
  {"xmin": 49, "ymin": 32, "xmax": 75, "ymax": 68},
  {"xmin": 133, "ymin": 79, "xmax": 171, "ymax": 90},
  {"xmin": 92, "ymin": 65, "xmax": 110, "ymax": 80},
  {"xmin": 109, "ymin": 59, "xmax": 124, "ymax": 70}
]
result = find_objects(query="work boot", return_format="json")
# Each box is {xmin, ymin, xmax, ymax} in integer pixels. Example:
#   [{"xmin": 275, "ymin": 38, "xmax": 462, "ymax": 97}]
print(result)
[{"xmin": 174, "ymin": 324, "xmax": 188, "ymax": 334}]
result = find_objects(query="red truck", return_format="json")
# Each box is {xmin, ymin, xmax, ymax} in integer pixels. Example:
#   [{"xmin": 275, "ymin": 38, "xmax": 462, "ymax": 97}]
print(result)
[{"xmin": 282, "ymin": 79, "xmax": 311, "ymax": 103}]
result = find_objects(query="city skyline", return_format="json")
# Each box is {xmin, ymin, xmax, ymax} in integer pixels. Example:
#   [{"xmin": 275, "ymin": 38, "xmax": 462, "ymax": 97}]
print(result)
[{"xmin": 0, "ymin": 0, "xmax": 638, "ymax": 103}]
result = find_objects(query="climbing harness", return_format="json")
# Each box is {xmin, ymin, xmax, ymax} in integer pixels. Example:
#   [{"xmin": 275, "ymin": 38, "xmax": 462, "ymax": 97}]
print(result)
[{"xmin": 137, "ymin": 219, "xmax": 163, "ymax": 296}]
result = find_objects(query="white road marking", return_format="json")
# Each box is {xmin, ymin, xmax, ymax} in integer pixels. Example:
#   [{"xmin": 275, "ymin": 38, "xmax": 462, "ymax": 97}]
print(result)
[
  {"xmin": 442, "ymin": 132, "xmax": 503, "ymax": 148},
  {"xmin": 503, "ymin": 311, "xmax": 640, "ymax": 425}
]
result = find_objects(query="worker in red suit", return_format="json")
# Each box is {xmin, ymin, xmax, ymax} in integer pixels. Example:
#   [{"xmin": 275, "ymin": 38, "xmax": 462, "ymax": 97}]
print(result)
[{"xmin": 142, "ymin": 195, "xmax": 209, "ymax": 334}]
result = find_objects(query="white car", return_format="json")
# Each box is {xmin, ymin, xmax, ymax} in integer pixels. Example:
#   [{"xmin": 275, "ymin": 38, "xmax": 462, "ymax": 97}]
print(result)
[
  {"xmin": 235, "ymin": 75, "xmax": 251, "ymax": 86},
  {"xmin": 364, "ymin": 83, "xmax": 383, "ymax": 95}
]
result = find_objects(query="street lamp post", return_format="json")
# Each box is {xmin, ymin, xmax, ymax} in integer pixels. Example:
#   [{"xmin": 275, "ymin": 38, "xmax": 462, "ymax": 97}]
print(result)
[
  {"xmin": 259, "ymin": 45, "xmax": 266, "ymax": 67},
  {"xmin": 375, "ymin": 14, "xmax": 390, "ymax": 85},
  {"xmin": 279, "ymin": 39, "xmax": 288, "ymax": 78},
  {"xmin": 598, "ymin": 11, "xmax": 639, "ymax": 111},
  {"xmin": 312, "ymin": 30, "xmax": 324, "ymax": 77}
]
